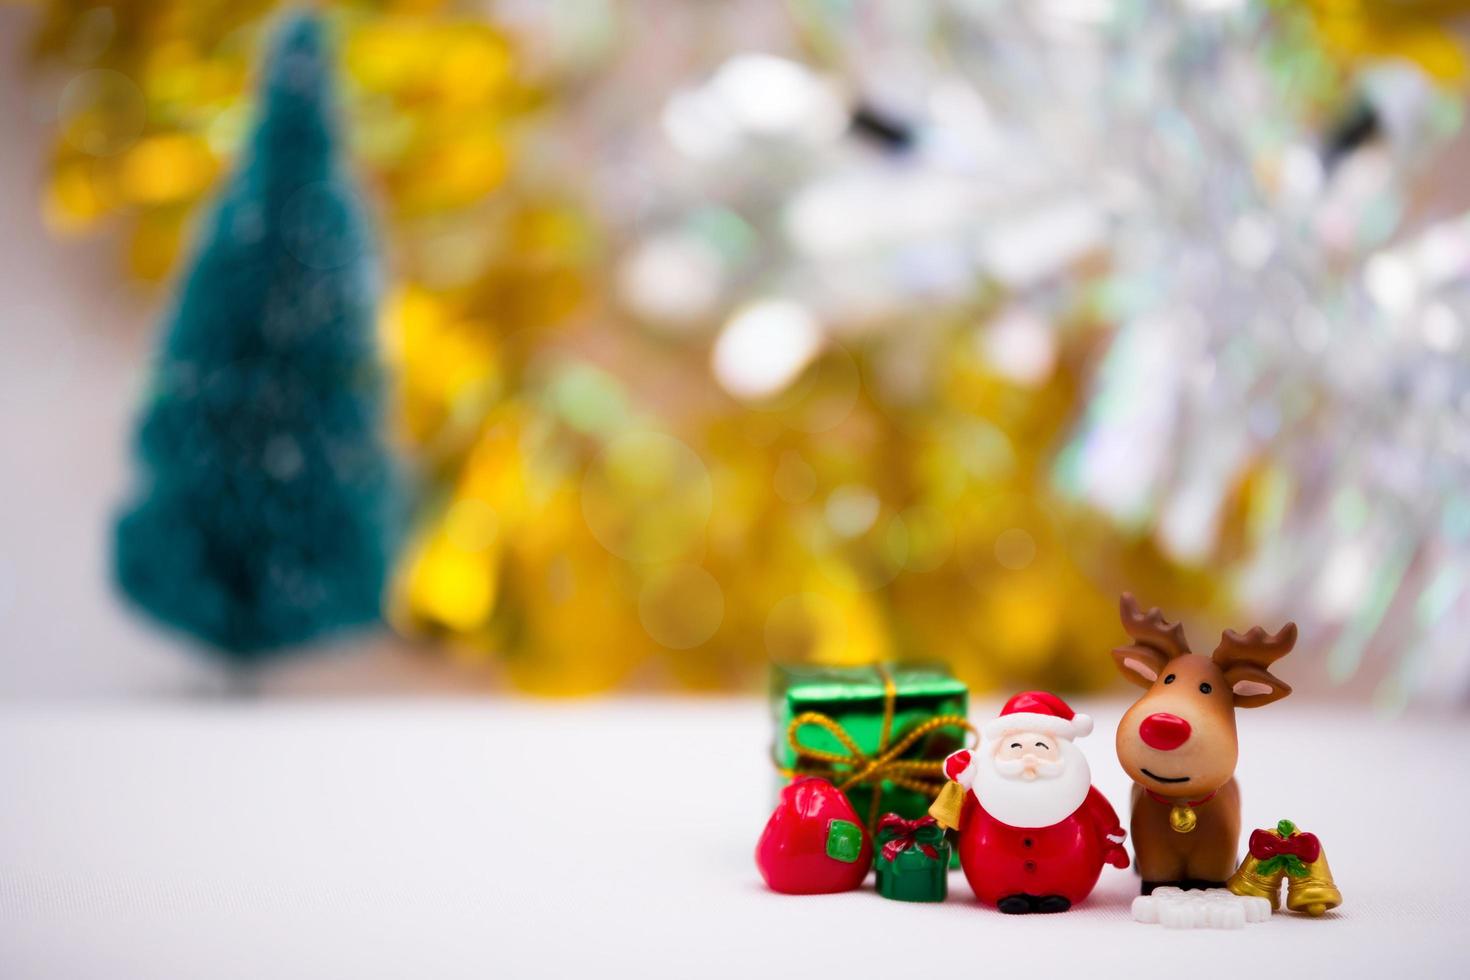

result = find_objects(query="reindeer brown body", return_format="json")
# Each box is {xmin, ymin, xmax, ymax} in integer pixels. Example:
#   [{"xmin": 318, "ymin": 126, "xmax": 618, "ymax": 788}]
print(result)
[
  {"xmin": 1129, "ymin": 779, "xmax": 1239, "ymax": 884},
  {"xmin": 1111, "ymin": 595, "xmax": 1295, "ymax": 893}
]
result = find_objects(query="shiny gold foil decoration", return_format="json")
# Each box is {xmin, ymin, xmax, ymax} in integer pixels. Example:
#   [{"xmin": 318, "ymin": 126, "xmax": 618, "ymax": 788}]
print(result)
[
  {"xmin": 28, "ymin": 1, "xmax": 555, "ymax": 288},
  {"xmin": 25, "ymin": 0, "xmax": 1225, "ymax": 695},
  {"xmin": 1301, "ymin": 0, "xmax": 1470, "ymax": 82}
]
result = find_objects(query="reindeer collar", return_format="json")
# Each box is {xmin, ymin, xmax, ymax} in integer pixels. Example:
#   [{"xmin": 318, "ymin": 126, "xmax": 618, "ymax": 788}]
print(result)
[{"xmin": 1146, "ymin": 788, "xmax": 1218, "ymax": 834}]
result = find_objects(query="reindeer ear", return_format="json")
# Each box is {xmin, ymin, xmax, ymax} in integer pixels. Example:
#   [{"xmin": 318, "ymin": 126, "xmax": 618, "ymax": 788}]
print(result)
[
  {"xmin": 1111, "ymin": 645, "xmax": 1168, "ymax": 688},
  {"xmin": 1223, "ymin": 663, "xmax": 1291, "ymax": 708}
]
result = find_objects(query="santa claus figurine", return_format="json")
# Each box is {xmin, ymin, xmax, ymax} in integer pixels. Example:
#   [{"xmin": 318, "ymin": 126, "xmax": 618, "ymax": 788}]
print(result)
[{"xmin": 942, "ymin": 691, "xmax": 1129, "ymax": 914}]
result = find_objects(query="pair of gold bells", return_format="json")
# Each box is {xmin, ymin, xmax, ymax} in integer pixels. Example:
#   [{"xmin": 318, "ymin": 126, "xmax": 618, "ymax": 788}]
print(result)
[{"xmin": 1226, "ymin": 820, "xmax": 1342, "ymax": 917}]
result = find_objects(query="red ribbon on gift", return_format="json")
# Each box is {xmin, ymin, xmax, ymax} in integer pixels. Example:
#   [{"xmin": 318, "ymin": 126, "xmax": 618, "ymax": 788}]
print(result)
[
  {"xmin": 1249, "ymin": 827, "xmax": 1321, "ymax": 864},
  {"xmin": 877, "ymin": 814, "xmax": 942, "ymax": 862}
]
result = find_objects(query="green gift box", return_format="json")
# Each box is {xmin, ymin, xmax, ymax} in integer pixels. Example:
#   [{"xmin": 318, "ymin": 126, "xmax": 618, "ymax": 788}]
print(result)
[
  {"xmin": 771, "ymin": 663, "xmax": 970, "ymax": 830},
  {"xmin": 875, "ymin": 815, "xmax": 950, "ymax": 902}
]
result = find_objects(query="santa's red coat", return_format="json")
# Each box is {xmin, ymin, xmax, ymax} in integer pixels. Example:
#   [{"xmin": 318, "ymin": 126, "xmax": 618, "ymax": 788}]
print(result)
[{"xmin": 956, "ymin": 787, "xmax": 1129, "ymax": 906}]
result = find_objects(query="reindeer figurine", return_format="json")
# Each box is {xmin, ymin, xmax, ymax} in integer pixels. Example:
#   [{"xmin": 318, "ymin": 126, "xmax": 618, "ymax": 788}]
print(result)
[{"xmin": 1111, "ymin": 593, "xmax": 1296, "ymax": 894}]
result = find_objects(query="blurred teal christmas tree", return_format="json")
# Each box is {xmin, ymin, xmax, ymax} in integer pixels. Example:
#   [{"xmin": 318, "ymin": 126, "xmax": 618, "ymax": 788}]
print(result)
[{"xmin": 114, "ymin": 13, "xmax": 393, "ymax": 661}]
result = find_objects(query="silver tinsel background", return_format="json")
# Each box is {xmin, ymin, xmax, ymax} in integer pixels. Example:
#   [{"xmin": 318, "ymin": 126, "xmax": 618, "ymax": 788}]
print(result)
[
  {"xmin": 600, "ymin": 0, "xmax": 1470, "ymax": 705},
  {"xmin": 10, "ymin": 0, "xmax": 1470, "ymax": 702}
]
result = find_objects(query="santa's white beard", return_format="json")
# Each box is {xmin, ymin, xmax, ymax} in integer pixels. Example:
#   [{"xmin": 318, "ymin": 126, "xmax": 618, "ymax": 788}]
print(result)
[{"xmin": 972, "ymin": 739, "xmax": 1092, "ymax": 829}]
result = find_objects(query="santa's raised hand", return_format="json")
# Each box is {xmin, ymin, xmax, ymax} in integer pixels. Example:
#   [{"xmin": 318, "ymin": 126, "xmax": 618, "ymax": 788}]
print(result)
[{"xmin": 943, "ymin": 749, "xmax": 976, "ymax": 787}]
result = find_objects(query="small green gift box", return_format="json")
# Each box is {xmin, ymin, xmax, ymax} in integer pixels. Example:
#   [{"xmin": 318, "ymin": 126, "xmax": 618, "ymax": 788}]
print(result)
[
  {"xmin": 771, "ymin": 663, "xmax": 970, "ymax": 829},
  {"xmin": 875, "ymin": 814, "xmax": 949, "ymax": 902}
]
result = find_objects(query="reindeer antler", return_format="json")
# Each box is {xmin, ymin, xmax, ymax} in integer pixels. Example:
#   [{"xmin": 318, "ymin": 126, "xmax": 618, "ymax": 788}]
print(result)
[
  {"xmin": 1118, "ymin": 592, "xmax": 1191, "ymax": 660},
  {"xmin": 1211, "ymin": 622, "xmax": 1297, "ymax": 668}
]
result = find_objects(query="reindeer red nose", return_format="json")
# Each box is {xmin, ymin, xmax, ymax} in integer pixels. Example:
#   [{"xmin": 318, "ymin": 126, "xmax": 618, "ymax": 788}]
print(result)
[{"xmin": 1139, "ymin": 713, "xmax": 1191, "ymax": 750}]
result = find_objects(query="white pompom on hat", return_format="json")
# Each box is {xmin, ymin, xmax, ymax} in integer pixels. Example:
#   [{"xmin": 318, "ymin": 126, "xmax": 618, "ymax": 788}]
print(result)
[{"xmin": 981, "ymin": 690, "xmax": 1093, "ymax": 742}]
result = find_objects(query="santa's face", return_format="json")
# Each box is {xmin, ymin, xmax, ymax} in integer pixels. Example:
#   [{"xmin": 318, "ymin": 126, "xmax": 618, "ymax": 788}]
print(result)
[
  {"xmin": 992, "ymin": 731, "xmax": 1062, "ymax": 781},
  {"xmin": 972, "ymin": 729, "xmax": 1092, "ymax": 828}
]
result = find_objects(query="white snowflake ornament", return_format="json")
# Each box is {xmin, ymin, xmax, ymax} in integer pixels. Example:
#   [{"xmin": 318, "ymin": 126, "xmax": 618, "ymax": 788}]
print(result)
[{"xmin": 1131, "ymin": 888, "xmax": 1272, "ymax": 929}]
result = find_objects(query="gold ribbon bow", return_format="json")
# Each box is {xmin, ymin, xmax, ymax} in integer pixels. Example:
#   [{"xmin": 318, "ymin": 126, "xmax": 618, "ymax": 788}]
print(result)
[{"xmin": 778, "ymin": 665, "xmax": 975, "ymax": 831}]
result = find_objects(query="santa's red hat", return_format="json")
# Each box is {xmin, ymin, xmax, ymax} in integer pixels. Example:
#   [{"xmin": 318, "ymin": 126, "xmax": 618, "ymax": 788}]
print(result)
[{"xmin": 981, "ymin": 691, "xmax": 1092, "ymax": 741}]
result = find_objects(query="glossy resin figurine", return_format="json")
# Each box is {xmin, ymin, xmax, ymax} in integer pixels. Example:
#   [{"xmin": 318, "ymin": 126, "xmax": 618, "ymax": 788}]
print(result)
[
  {"xmin": 1111, "ymin": 594, "xmax": 1296, "ymax": 893},
  {"xmin": 756, "ymin": 777, "xmax": 872, "ymax": 894},
  {"xmin": 940, "ymin": 692, "xmax": 1129, "ymax": 914},
  {"xmin": 1227, "ymin": 819, "xmax": 1342, "ymax": 916},
  {"xmin": 874, "ymin": 814, "xmax": 948, "ymax": 902}
]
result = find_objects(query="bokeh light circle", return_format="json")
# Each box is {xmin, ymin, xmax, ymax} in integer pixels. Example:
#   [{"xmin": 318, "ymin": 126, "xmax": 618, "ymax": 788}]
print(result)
[
  {"xmin": 897, "ymin": 505, "xmax": 953, "ymax": 572},
  {"xmin": 825, "ymin": 484, "xmax": 879, "ymax": 538},
  {"xmin": 60, "ymin": 69, "xmax": 145, "ymax": 156},
  {"xmin": 772, "ymin": 450, "xmax": 817, "ymax": 503},
  {"xmin": 712, "ymin": 299, "xmax": 822, "ymax": 400},
  {"xmin": 768, "ymin": 342, "xmax": 862, "ymax": 434},
  {"xmin": 765, "ymin": 592, "xmax": 837, "ymax": 663},
  {"xmin": 994, "ymin": 527, "xmax": 1037, "ymax": 570},
  {"xmin": 638, "ymin": 564, "xmax": 725, "ymax": 649},
  {"xmin": 444, "ymin": 498, "xmax": 500, "ymax": 553},
  {"xmin": 955, "ymin": 496, "xmax": 1061, "ymax": 588},
  {"xmin": 280, "ymin": 181, "xmax": 369, "ymax": 270},
  {"xmin": 581, "ymin": 431, "xmax": 713, "ymax": 563},
  {"xmin": 825, "ymin": 512, "xmax": 911, "ymax": 593}
]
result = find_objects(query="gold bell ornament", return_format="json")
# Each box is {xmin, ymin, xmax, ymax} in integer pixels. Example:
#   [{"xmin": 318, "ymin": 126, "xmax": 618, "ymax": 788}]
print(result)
[
  {"xmin": 1227, "ymin": 819, "xmax": 1341, "ymax": 916},
  {"xmin": 928, "ymin": 747, "xmax": 977, "ymax": 832},
  {"xmin": 928, "ymin": 780, "xmax": 968, "ymax": 832},
  {"xmin": 1286, "ymin": 845, "xmax": 1342, "ymax": 916},
  {"xmin": 1226, "ymin": 851, "xmax": 1286, "ymax": 911},
  {"xmin": 1146, "ymin": 789, "xmax": 1210, "ymax": 833}
]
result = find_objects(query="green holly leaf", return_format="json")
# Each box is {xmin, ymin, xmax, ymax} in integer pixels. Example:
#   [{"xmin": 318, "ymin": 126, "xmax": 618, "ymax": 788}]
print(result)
[
  {"xmin": 1258, "ymin": 854, "xmax": 1309, "ymax": 878},
  {"xmin": 826, "ymin": 819, "xmax": 864, "ymax": 863}
]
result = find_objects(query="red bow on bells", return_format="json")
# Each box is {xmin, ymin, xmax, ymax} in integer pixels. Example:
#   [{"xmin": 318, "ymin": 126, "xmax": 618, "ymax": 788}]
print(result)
[
  {"xmin": 877, "ymin": 814, "xmax": 943, "ymax": 862},
  {"xmin": 1249, "ymin": 825, "xmax": 1321, "ymax": 877},
  {"xmin": 1250, "ymin": 828, "xmax": 1321, "ymax": 862}
]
